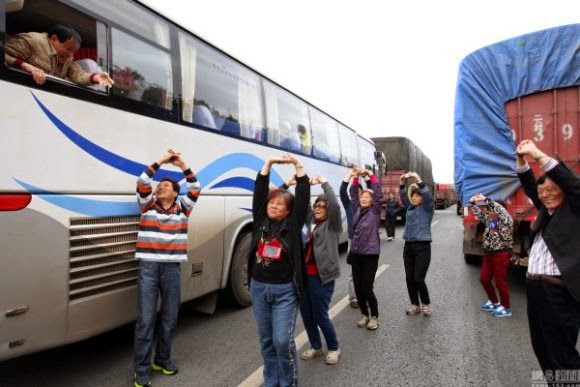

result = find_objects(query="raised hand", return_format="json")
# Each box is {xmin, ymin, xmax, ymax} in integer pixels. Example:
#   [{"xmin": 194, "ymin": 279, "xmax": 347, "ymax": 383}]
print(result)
[{"xmin": 469, "ymin": 193, "xmax": 486, "ymax": 204}]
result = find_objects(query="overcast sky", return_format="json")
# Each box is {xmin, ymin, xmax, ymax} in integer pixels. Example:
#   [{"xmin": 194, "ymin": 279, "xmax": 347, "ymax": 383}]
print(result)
[{"xmin": 142, "ymin": 0, "xmax": 578, "ymax": 182}]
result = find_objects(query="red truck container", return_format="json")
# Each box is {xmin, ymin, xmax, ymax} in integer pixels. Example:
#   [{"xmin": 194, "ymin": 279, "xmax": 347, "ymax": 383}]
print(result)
[
  {"xmin": 461, "ymin": 87, "xmax": 579, "ymax": 263},
  {"xmin": 434, "ymin": 183, "xmax": 454, "ymax": 209}
]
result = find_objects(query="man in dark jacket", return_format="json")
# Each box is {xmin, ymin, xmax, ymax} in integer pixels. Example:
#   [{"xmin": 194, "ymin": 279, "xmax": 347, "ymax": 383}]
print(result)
[{"xmin": 516, "ymin": 139, "xmax": 580, "ymax": 376}]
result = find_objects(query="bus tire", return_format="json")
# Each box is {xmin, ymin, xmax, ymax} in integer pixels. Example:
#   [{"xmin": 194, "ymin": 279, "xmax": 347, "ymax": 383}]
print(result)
[{"xmin": 226, "ymin": 231, "xmax": 252, "ymax": 307}]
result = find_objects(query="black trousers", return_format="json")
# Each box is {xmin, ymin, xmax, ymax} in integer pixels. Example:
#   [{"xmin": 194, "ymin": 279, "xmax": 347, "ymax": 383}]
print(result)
[
  {"xmin": 403, "ymin": 241, "xmax": 431, "ymax": 306},
  {"xmin": 384, "ymin": 215, "xmax": 396, "ymax": 238},
  {"xmin": 351, "ymin": 253, "xmax": 379, "ymax": 318},
  {"xmin": 527, "ymin": 280, "xmax": 580, "ymax": 376}
]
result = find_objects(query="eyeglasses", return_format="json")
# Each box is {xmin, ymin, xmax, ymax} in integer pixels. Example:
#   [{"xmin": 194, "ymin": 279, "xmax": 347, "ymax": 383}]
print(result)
[{"xmin": 313, "ymin": 203, "xmax": 327, "ymax": 209}]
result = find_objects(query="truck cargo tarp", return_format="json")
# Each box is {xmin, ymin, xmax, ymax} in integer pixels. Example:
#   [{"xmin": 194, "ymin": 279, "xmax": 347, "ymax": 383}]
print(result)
[
  {"xmin": 372, "ymin": 136, "xmax": 433, "ymax": 186},
  {"xmin": 454, "ymin": 24, "xmax": 580, "ymax": 204}
]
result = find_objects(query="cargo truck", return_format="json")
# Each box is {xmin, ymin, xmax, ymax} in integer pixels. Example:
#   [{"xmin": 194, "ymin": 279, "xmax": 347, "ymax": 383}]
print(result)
[
  {"xmin": 454, "ymin": 24, "xmax": 579, "ymax": 264},
  {"xmin": 372, "ymin": 137, "xmax": 433, "ymax": 224},
  {"xmin": 434, "ymin": 183, "xmax": 454, "ymax": 209}
]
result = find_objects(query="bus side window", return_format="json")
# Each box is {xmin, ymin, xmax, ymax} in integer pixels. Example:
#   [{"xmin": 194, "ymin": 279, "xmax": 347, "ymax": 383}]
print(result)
[
  {"xmin": 310, "ymin": 107, "xmax": 341, "ymax": 163},
  {"xmin": 264, "ymin": 81, "xmax": 310, "ymax": 152},
  {"xmin": 339, "ymin": 124, "xmax": 359, "ymax": 167},
  {"xmin": 179, "ymin": 31, "xmax": 264, "ymax": 140},
  {"xmin": 110, "ymin": 28, "xmax": 173, "ymax": 110}
]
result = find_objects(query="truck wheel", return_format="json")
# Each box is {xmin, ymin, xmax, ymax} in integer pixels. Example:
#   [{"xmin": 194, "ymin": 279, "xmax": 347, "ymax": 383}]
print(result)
[{"xmin": 226, "ymin": 232, "xmax": 252, "ymax": 307}]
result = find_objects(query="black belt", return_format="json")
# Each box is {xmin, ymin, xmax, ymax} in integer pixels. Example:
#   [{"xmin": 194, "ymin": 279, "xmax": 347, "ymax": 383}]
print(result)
[{"xmin": 526, "ymin": 273, "xmax": 565, "ymax": 287}]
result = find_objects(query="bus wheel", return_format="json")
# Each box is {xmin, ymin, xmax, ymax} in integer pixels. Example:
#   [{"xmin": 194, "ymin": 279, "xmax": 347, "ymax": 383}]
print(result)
[{"xmin": 226, "ymin": 231, "xmax": 252, "ymax": 307}]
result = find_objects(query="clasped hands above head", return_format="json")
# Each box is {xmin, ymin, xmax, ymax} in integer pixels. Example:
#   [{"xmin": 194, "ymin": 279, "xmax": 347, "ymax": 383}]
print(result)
[
  {"xmin": 349, "ymin": 167, "xmax": 372, "ymax": 177},
  {"xmin": 400, "ymin": 171, "xmax": 421, "ymax": 182},
  {"xmin": 309, "ymin": 175, "xmax": 327, "ymax": 185},
  {"xmin": 515, "ymin": 139, "xmax": 537, "ymax": 156},
  {"xmin": 269, "ymin": 153, "xmax": 301, "ymax": 165},
  {"xmin": 469, "ymin": 193, "xmax": 486, "ymax": 204}
]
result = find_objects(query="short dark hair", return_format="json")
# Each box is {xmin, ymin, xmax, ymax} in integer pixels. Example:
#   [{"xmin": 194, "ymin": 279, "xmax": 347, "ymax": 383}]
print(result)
[
  {"xmin": 268, "ymin": 188, "xmax": 294, "ymax": 213},
  {"xmin": 160, "ymin": 177, "xmax": 180, "ymax": 194},
  {"xmin": 49, "ymin": 24, "xmax": 82, "ymax": 44},
  {"xmin": 314, "ymin": 194, "xmax": 327, "ymax": 205},
  {"xmin": 537, "ymin": 174, "xmax": 548, "ymax": 185}
]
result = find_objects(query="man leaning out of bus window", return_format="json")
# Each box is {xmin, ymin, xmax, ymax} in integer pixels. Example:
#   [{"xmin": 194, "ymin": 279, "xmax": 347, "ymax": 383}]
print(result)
[
  {"xmin": 5, "ymin": 24, "xmax": 114, "ymax": 87},
  {"xmin": 133, "ymin": 149, "xmax": 200, "ymax": 387}
]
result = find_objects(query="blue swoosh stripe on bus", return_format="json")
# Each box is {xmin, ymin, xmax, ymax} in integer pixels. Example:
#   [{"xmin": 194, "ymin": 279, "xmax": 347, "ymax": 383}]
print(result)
[
  {"xmin": 31, "ymin": 93, "xmax": 183, "ymax": 182},
  {"xmin": 31, "ymin": 93, "xmax": 284, "ymax": 188},
  {"xmin": 14, "ymin": 179, "xmax": 139, "ymax": 216},
  {"xmin": 200, "ymin": 154, "xmax": 283, "ymax": 188},
  {"xmin": 210, "ymin": 177, "xmax": 255, "ymax": 191}
]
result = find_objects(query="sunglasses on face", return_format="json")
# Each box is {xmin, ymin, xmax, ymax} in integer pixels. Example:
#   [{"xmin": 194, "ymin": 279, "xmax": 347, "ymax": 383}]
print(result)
[{"xmin": 313, "ymin": 203, "xmax": 327, "ymax": 209}]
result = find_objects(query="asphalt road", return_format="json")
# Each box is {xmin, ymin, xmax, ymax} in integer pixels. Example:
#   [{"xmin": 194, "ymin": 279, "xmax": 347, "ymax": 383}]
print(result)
[{"xmin": 0, "ymin": 208, "xmax": 564, "ymax": 387}]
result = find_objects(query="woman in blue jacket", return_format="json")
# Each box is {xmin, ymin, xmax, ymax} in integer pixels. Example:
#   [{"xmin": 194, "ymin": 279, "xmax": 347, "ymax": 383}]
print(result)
[
  {"xmin": 346, "ymin": 167, "xmax": 383, "ymax": 330},
  {"xmin": 400, "ymin": 171, "xmax": 434, "ymax": 317}
]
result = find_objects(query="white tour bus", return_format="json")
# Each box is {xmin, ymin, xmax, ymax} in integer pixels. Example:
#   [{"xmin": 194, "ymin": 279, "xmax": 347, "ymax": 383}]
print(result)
[{"xmin": 0, "ymin": 0, "xmax": 383, "ymax": 361}]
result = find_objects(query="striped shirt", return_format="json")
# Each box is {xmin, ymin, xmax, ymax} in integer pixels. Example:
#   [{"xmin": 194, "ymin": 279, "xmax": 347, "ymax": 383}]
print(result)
[
  {"xmin": 527, "ymin": 231, "xmax": 561, "ymax": 276},
  {"xmin": 135, "ymin": 163, "xmax": 200, "ymax": 262}
]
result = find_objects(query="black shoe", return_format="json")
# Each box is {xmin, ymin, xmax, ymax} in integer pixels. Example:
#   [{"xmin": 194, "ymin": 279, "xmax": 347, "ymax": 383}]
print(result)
[{"xmin": 134, "ymin": 371, "xmax": 151, "ymax": 387}]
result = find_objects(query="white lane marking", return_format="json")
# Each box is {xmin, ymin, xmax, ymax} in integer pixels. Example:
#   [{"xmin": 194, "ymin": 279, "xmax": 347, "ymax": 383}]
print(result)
[{"xmin": 238, "ymin": 264, "xmax": 390, "ymax": 387}]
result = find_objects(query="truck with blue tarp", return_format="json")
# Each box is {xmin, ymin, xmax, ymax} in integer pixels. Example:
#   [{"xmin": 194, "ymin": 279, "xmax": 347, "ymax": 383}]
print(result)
[{"xmin": 454, "ymin": 24, "xmax": 579, "ymax": 263}]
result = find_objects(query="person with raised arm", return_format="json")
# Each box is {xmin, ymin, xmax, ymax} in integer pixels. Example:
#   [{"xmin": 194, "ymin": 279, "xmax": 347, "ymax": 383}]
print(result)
[
  {"xmin": 299, "ymin": 175, "xmax": 342, "ymax": 365},
  {"xmin": 249, "ymin": 154, "xmax": 310, "ymax": 387},
  {"xmin": 469, "ymin": 193, "xmax": 514, "ymax": 317},
  {"xmin": 5, "ymin": 24, "xmax": 114, "ymax": 87},
  {"xmin": 400, "ymin": 171, "xmax": 434, "ymax": 317},
  {"xmin": 515, "ymin": 139, "xmax": 580, "ymax": 375},
  {"xmin": 347, "ymin": 167, "xmax": 383, "ymax": 330},
  {"xmin": 133, "ymin": 149, "xmax": 200, "ymax": 387}
]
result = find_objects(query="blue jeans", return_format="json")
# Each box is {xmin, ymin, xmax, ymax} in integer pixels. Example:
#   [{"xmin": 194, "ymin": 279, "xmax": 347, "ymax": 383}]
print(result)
[
  {"xmin": 251, "ymin": 280, "xmax": 299, "ymax": 387},
  {"xmin": 134, "ymin": 261, "xmax": 181, "ymax": 373},
  {"xmin": 300, "ymin": 276, "xmax": 339, "ymax": 351}
]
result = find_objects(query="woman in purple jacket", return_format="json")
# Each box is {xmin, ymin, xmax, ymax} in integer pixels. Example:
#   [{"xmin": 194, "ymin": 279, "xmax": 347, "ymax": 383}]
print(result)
[{"xmin": 345, "ymin": 167, "xmax": 383, "ymax": 330}]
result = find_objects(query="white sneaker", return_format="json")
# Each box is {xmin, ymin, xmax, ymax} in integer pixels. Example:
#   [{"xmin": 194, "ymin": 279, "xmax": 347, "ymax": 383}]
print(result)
[
  {"xmin": 300, "ymin": 348, "xmax": 324, "ymax": 360},
  {"xmin": 325, "ymin": 349, "xmax": 341, "ymax": 365},
  {"xmin": 387, "ymin": 237, "xmax": 394, "ymax": 241}
]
